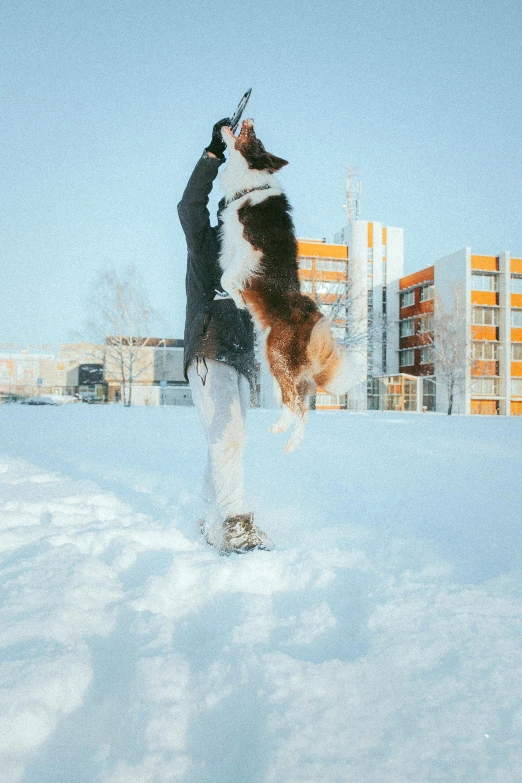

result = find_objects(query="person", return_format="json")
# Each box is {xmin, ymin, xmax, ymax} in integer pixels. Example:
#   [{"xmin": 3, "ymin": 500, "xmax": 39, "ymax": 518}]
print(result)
[{"xmin": 177, "ymin": 118, "xmax": 272, "ymax": 553}]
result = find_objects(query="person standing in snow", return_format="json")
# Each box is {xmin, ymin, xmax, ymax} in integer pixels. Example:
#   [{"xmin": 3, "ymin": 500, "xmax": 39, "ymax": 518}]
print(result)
[{"xmin": 177, "ymin": 118, "xmax": 272, "ymax": 553}]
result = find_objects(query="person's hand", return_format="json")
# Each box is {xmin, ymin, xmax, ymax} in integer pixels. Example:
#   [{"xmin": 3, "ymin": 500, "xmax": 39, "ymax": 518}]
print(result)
[{"xmin": 205, "ymin": 118, "xmax": 232, "ymax": 159}]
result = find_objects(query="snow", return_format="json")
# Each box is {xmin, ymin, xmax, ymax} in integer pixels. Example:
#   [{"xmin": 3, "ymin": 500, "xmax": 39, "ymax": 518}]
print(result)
[{"xmin": 0, "ymin": 404, "xmax": 521, "ymax": 782}]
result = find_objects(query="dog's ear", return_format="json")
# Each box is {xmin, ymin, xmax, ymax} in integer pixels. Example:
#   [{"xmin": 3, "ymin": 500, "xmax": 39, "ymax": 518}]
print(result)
[{"xmin": 265, "ymin": 153, "xmax": 288, "ymax": 172}]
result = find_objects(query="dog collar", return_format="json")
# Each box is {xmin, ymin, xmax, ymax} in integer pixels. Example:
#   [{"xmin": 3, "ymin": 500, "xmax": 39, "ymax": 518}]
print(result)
[{"xmin": 224, "ymin": 184, "xmax": 271, "ymax": 207}]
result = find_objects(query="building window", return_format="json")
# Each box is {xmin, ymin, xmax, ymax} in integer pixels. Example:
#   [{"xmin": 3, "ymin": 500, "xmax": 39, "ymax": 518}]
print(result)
[
  {"xmin": 400, "ymin": 318, "xmax": 415, "ymax": 337},
  {"xmin": 316, "ymin": 259, "xmax": 346, "ymax": 272},
  {"xmin": 473, "ymin": 342, "xmax": 499, "ymax": 360},
  {"xmin": 367, "ymin": 248, "xmax": 374, "ymax": 261},
  {"xmin": 316, "ymin": 281, "xmax": 343, "ymax": 296},
  {"xmin": 418, "ymin": 313, "xmax": 434, "ymax": 332},
  {"xmin": 399, "ymin": 349, "xmax": 415, "ymax": 367},
  {"xmin": 423, "ymin": 378, "xmax": 436, "ymax": 411},
  {"xmin": 512, "ymin": 378, "xmax": 522, "ymax": 396},
  {"xmin": 511, "ymin": 276, "xmax": 522, "ymax": 294},
  {"xmin": 400, "ymin": 290, "xmax": 414, "ymax": 308},
  {"xmin": 315, "ymin": 392, "xmax": 345, "ymax": 406},
  {"xmin": 471, "ymin": 377, "xmax": 500, "ymax": 395},
  {"xmin": 382, "ymin": 245, "xmax": 387, "ymax": 258},
  {"xmin": 420, "ymin": 346, "xmax": 434, "ymax": 364},
  {"xmin": 512, "ymin": 310, "xmax": 522, "ymax": 327},
  {"xmin": 473, "ymin": 307, "xmax": 499, "ymax": 325},
  {"xmin": 299, "ymin": 257, "xmax": 313, "ymax": 270},
  {"xmin": 512, "ymin": 344, "xmax": 522, "ymax": 361},
  {"xmin": 301, "ymin": 281, "xmax": 313, "ymax": 294},
  {"xmin": 419, "ymin": 284, "xmax": 434, "ymax": 302},
  {"xmin": 472, "ymin": 273, "xmax": 498, "ymax": 292}
]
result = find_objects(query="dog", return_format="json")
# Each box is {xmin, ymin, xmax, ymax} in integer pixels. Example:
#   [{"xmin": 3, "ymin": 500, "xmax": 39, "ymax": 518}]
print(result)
[{"xmin": 218, "ymin": 119, "xmax": 350, "ymax": 452}]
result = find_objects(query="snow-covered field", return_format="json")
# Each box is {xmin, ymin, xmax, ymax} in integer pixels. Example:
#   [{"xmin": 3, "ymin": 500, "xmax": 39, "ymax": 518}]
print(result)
[{"xmin": 1, "ymin": 404, "xmax": 521, "ymax": 783}]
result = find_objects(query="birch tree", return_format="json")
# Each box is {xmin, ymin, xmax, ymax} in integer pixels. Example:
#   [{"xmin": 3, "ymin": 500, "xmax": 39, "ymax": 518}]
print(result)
[
  {"xmin": 88, "ymin": 266, "xmax": 158, "ymax": 406},
  {"xmin": 428, "ymin": 285, "xmax": 469, "ymax": 415}
]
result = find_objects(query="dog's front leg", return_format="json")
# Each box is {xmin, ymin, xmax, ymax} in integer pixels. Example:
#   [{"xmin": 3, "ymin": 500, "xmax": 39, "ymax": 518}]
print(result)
[
  {"xmin": 221, "ymin": 254, "xmax": 247, "ymax": 309},
  {"xmin": 219, "ymin": 235, "xmax": 246, "ymax": 309},
  {"xmin": 221, "ymin": 275, "xmax": 246, "ymax": 309}
]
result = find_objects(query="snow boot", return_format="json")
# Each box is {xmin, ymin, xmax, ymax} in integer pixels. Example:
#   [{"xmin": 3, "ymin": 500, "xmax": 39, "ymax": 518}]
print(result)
[{"xmin": 219, "ymin": 512, "xmax": 273, "ymax": 554}]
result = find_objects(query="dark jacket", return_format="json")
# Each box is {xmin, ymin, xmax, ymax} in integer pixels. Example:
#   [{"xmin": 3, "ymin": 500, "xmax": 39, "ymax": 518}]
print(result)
[{"xmin": 177, "ymin": 152, "xmax": 255, "ymax": 386}]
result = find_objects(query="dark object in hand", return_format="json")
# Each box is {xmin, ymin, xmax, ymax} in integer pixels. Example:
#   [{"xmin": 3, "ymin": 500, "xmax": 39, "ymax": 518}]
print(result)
[{"xmin": 206, "ymin": 118, "xmax": 232, "ymax": 159}]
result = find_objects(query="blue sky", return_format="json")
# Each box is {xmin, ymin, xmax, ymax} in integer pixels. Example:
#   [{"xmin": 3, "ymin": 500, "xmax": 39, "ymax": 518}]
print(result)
[{"xmin": 2, "ymin": 0, "xmax": 521, "ymax": 345}]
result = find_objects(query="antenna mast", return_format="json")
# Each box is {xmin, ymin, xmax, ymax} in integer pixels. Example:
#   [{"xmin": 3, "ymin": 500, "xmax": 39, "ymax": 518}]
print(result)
[{"xmin": 343, "ymin": 166, "xmax": 362, "ymax": 224}]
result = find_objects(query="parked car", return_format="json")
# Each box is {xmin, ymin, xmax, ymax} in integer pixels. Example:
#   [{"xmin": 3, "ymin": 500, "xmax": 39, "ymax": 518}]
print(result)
[
  {"xmin": 22, "ymin": 396, "xmax": 60, "ymax": 406},
  {"xmin": 21, "ymin": 395, "xmax": 79, "ymax": 406}
]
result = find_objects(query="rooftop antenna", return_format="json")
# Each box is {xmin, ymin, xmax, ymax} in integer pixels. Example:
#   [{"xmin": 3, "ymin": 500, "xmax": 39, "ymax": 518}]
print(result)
[{"xmin": 343, "ymin": 166, "xmax": 362, "ymax": 224}]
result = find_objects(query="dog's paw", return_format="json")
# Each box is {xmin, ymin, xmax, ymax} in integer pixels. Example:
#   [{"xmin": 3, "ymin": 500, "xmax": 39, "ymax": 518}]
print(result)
[
  {"xmin": 283, "ymin": 438, "xmax": 300, "ymax": 454},
  {"xmin": 231, "ymin": 292, "xmax": 246, "ymax": 310}
]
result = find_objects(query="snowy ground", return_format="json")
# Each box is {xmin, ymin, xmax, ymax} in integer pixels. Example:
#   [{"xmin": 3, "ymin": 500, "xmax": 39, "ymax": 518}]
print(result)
[{"xmin": 1, "ymin": 404, "xmax": 521, "ymax": 783}]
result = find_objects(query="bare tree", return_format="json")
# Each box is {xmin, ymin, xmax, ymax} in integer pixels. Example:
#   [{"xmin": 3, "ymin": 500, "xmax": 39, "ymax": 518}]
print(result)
[
  {"xmin": 87, "ymin": 266, "xmax": 159, "ymax": 406},
  {"xmin": 314, "ymin": 276, "xmax": 379, "ymax": 350},
  {"xmin": 427, "ymin": 285, "xmax": 469, "ymax": 415}
]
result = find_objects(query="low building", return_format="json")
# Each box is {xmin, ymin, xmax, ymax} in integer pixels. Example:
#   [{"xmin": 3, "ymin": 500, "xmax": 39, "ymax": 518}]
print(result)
[
  {"xmin": 103, "ymin": 337, "xmax": 189, "ymax": 405},
  {"xmin": 0, "ymin": 343, "xmax": 58, "ymax": 400},
  {"xmin": 57, "ymin": 339, "xmax": 191, "ymax": 405}
]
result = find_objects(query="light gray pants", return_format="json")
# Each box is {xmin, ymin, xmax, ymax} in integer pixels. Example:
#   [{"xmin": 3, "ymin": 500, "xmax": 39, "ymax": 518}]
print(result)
[{"xmin": 188, "ymin": 358, "xmax": 251, "ymax": 527}]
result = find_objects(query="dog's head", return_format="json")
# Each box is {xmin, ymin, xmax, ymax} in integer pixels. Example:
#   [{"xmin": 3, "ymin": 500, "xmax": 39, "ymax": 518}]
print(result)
[{"xmin": 222, "ymin": 120, "xmax": 288, "ymax": 173}]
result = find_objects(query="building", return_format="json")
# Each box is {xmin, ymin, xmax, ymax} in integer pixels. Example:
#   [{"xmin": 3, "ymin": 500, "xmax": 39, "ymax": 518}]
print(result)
[
  {"xmin": 59, "ymin": 339, "xmax": 190, "ymax": 405},
  {"xmin": 0, "ymin": 339, "xmax": 192, "ymax": 405},
  {"xmin": 57, "ymin": 343, "xmax": 107, "ymax": 400},
  {"xmin": 396, "ymin": 266, "xmax": 437, "ymax": 411},
  {"xmin": 333, "ymin": 220, "xmax": 405, "ymax": 408},
  {"xmin": 102, "ymin": 337, "xmax": 190, "ymax": 405},
  {"xmin": 296, "ymin": 238, "xmax": 349, "ymax": 409},
  {"xmin": 397, "ymin": 249, "xmax": 522, "ymax": 415},
  {"xmin": 0, "ymin": 342, "xmax": 58, "ymax": 400},
  {"xmin": 295, "ymin": 223, "xmax": 405, "ymax": 410}
]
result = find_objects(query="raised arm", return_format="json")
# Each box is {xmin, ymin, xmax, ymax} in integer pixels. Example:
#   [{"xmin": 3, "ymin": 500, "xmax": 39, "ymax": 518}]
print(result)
[{"xmin": 177, "ymin": 119, "xmax": 231, "ymax": 252}]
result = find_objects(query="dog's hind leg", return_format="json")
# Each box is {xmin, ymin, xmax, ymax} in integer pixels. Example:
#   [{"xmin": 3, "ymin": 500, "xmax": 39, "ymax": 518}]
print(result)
[
  {"xmin": 269, "ymin": 403, "xmax": 295, "ymax": 434},
  {"xmin": 265, "ymin": 350, "xmax": 299, "ymax": 437},
  {"xmin": 283, "ymin": 377, "xmax": 312, "ymax": 453}
]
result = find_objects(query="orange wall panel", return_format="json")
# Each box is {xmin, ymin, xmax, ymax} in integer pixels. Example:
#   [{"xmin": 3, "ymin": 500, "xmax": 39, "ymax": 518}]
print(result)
[
  {"xmin": 511, "ymin": 294, "xmax": 522, "ymax": 308},
  {"xmin": 297, "ymin": 241, "xmax": 348, "ymax": 259},
  {"xmin": 368, "ymin": 222, "xmax": 373, "ymax": 248},
  {"xmin": 471, "ymin": 400, "xmax": 498, "ymax": 415},
  {"xmin": 472, "ymin": 326, "xmax": 498, "ymax": 341},
  {"xmin": 400, "ymin": 267, "xmax": 434, "ymax": 290},
  {"xmin": 511, "ymin": 401, "xmax": 522, "ymax": 415},
  {"xmin": 472, "ymin": 361, "xmax": 498, "ymax": 377},
  {"xmin": 512, "ymin": 328, "xmax": 522, "ymax": 342},
  {"xmin": 471, "ymin": 255, "xmax": 498, "ymax": 271},
  {"xmin": 320, "ymin": 271, "xmax": 348, "ymax": 281},
  {"xmin": 382, "ymin": 226, "xmax": 387, "ymax": 245},
  {"xmin": 511, "ymin": 258, "xmax": 522, "ymax": 274},
  {"xmin": 471, "ymin": 291, "xmax": 497, "ymax": 306},
  {"xmin": 511, "ymin": 363, "xmax": 522, "ymax": 377}
]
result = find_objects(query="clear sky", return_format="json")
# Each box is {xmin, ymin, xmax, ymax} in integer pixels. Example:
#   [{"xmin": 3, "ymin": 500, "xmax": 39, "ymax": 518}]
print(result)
[{"xmin": 2, "ymin": 0, "xmax": 521, "ymax": 346}]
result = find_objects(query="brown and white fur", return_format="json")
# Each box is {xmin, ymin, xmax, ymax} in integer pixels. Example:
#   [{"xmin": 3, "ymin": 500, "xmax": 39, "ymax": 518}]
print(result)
[{"xmin": 219, "ymin": 119, "xmax": 350, "ymax": 452}]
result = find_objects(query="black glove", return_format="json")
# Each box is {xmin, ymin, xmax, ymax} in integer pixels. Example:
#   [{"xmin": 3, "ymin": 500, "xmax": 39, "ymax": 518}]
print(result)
[{"xmin": 205, "ymin": 118, "xmax": 232, "ymax": 159}]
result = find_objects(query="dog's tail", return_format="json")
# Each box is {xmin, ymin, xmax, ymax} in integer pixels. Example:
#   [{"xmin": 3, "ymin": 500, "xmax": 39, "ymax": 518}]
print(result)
[{"xmin": 307, "ymin": 316, "xmax": 351, "ymax": 396}]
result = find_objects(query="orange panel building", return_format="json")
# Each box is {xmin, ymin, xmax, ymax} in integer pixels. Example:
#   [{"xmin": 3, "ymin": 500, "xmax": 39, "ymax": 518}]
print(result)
[
  {"xmin": 297, "ymin": 239, "xmax": 349, "ymax": 409},
  {"xmin": 397, "ymin": 249, "xmax": 522, "ymax": 415}
]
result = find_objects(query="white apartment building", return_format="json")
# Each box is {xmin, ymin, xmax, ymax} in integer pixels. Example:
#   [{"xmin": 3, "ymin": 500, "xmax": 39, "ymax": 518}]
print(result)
[{"xmin": 333, "ymin": 220, "xmax": 404, "ymax": 408}]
